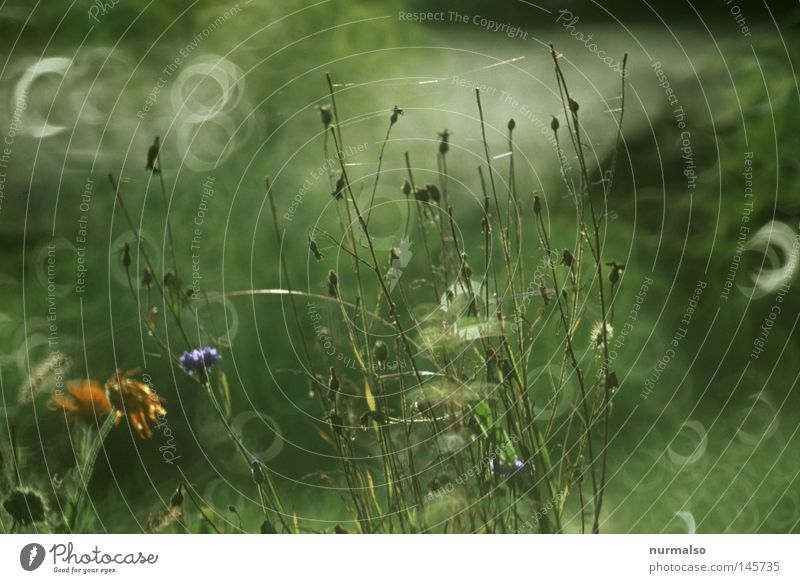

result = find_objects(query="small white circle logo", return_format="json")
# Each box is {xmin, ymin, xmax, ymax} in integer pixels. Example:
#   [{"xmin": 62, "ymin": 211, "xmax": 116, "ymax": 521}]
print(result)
[{"xmin": 20, "ymin": 543, "xmax": 46, "ymax": 571}]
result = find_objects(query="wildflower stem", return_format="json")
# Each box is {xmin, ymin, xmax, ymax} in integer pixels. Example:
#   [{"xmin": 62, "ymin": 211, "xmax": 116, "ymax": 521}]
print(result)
[
  {"xmin": 68, "ymin": 413, "xmax": 115, "ymax": 531},
  {"xmin": 108, "ymin": 173, "xmax": 191, "ymax": 350}
]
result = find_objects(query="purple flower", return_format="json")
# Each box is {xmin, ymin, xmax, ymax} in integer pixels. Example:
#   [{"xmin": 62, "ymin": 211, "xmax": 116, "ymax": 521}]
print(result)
[
  {"xmin": 179, "ymin": 347, "xmax": 222, "ymax": 376},
  {"xmin": 489, "ymin": 457, "xmax": 530, "ymax": 479}
]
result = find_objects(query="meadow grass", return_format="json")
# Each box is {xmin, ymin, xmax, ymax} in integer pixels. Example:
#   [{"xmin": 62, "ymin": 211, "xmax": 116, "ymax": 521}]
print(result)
[{"xmin": 2, "ymin": 46, "xmax": 630, "ymax": 534}]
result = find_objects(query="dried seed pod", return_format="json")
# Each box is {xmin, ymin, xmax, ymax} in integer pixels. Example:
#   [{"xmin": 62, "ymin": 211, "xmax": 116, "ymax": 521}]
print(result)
[
  {"xmin": 146, "ymin": 136, "xmax": 160, "ymax": 174},
  {"xmin": 413, "ymin": 187, "xmax": 429, "ymax": 203},
  {"xmin": 372, "ymin": 340, "xmax": 388, "ymax": 364},
  {"xmin": 327, "ymin": 366, "xmax": 340, "ymax": 396},
  {"xmin": 426, "ymin": 183, "xmax": 441, "ymax": 203},
  {"xmin": 169, "ymin": 483, "xmax": 184, "ymax": 507},
  {"xmin": 390, "ymin": 105, "xmax": 403, "ymax": 125},
  {"xmin": 550, "ymin": 116, "xmax": 560, "ymax": 132},
  {"xmin": 438, "ymin": 129, "xmax": 450, "ymax": 155},
  {"xmin": 331, "ymin": 173, "xmax": 345, "ymax": 200},
  {"xmin": 141, "ymin": 266, "xmax": 153, "ymax": 287},
  {"xmin": 568, "ymin": 98, "xmax": 579, "ymax": 114},
  {"xmin": 327, "ymin": 270, "xmax": 338, "ymax": 297},
  {"xmin": 561, "ymin": 249, "xmax": 575, "ymax": 268},
  {"xmin": 507, "ymin": 118, "xmax": 516, "ymax": 131},
  {"xmin": 121, "ymin": 242, "xmax": 131, "ymax": 270},
  {"xmin": 318, "ymin": 105, "xmax": 333, "ymax": 129},
  {"xmin": 308, "ymin": 237, "xmax": 324, "ymax": 261},
  {"xmin": 606, "ymin": 261, "xmax": 625, "ymax": 284},
  {"xmin": 401, "ymin": 179, "xmax": 412, "ymax": 196},
  {"xmin": 163, "ymin": 271, "xmax": 178, "ymax": 290}
]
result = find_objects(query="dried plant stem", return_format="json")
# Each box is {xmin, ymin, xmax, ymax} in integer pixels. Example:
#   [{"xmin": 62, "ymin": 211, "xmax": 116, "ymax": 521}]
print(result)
[
  {"xmin": 108, "ymin": 173, "xmax": 191, "ymax": 350},
  {"xmin": 266, "ymin": 179, "xmax": 325, "ymax": 398}
]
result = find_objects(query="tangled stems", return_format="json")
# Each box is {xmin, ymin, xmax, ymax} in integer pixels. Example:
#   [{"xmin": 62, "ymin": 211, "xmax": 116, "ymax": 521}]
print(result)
[
  {"xmin": 475, "ymin": 88, "xmax": 560, "ymax": 533},
  {"xmin": 548, "ymin": 46, "xmax": 627, "ymax": 533}
]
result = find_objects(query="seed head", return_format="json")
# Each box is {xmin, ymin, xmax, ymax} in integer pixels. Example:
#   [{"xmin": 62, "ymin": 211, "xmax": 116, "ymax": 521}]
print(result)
[
  {"xmin": 401, "ymin": 179, "xmax": 412, "ymax": 196},
  {"xmin": 550, "ymin": 116, "xmax": 560, "ymax": 132},
  {"xmin": 507, "ymin": 118, "xmax": 516, "ymax": 131}
]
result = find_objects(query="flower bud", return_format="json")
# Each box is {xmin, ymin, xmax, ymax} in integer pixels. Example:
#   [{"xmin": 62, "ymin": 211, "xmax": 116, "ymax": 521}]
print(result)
[
  {"xmin": 568, "ymin": 98, "xmax": 579, "ymax": 114},
  {"xmin": 331, "ymin": 173, "xmax": 345, "ymax": 200},
  {"xmin": 438, "ymin": 129, "xmax": 450, "ymax": 155},
  {"xmin": 372, "ymin": 340, "xmax": 388, "ymax": 364},
  {"xmin": 413, "ymin": 187, "xmax": 429, "ymax": 203},
  {"xmin": 390, "ymin": 105, "xmax": 403, "ymax": 125},
  {"xmin": 121, "ymin": 243, "xmax": 131, "ymax": 270},
  {"xmin": 318, "ymin": 105, "xmax": 333, "ymax": 129},
  {"xmin": 138, "ymin": 268, "xmax": 152, "ymax": 289},
  {"xmin": 327, "ymin": 270, "xmax": 338, "ymax": 297},
  {"xmin": 169, "ymin": 483, "xmax": 184, "ymax": 507},
  {"xmin": 328, "ymin": 366, "xmax": 340, "ymax": 395},
  {"xmin": 426, "ymin": 184, "xmax": 441, "ymax": 203}
]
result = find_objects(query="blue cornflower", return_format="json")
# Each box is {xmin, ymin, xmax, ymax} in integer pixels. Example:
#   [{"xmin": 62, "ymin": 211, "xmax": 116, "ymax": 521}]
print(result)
[
  {"xmin": 179, "ymin": 347, "xmax": 222, "ymax": 376},
  {"xmin": 489, "ymin": 457, "xmax": 529, "ymax": 479}
]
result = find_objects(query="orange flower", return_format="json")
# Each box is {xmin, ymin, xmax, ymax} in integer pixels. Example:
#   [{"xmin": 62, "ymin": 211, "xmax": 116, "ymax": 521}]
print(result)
[
  {"xmin": 105, "ymin": 368, "xmax": 167, "ymax": 439},
  {"xmin": 51, "ymin": 380, "xmax": 111, "ymax": 421}
]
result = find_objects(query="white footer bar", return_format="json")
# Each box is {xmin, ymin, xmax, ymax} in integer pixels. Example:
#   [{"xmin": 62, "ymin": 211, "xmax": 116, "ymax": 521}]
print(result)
[{"xmin": 1, "ymin": 534, "xmax": 797, "ymax": 581}]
